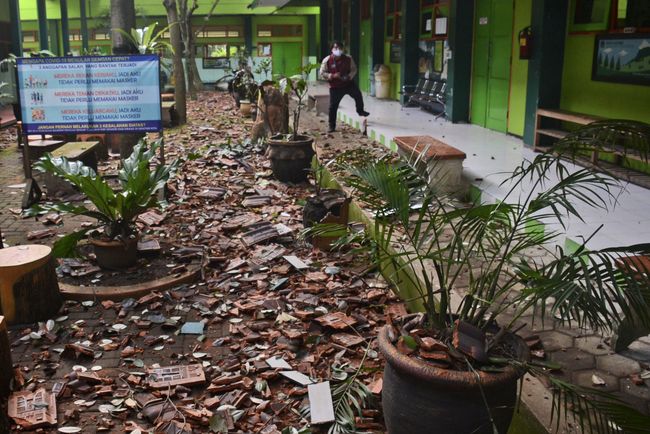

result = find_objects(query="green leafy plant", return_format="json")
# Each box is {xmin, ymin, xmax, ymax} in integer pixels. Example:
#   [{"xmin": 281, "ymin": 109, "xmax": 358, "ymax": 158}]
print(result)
[
  {"xmin": 277, "ymin": 63, "xmax": 319, "ymax": 141},
  {"xmin": 26, "ymin": 138, "xmax": 178, "ymax": 258},
  {"xmin": 254, "ymin": 57, "xmax": 272, "ymax": 80},
  {"xmin": 115, "ymin": 22, "xmax": 174, "ymax": 55},
  {"xmin": 334, "ymin": 140, "xmax": 650, "ymax": 432}
]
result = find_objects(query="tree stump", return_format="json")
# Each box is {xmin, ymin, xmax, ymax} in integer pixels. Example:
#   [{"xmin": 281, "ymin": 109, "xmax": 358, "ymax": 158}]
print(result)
[
  {"xmin": 0, "ymin": 316, "xmax": 12, "ymax": 399},
  {"xmin": 0, "ymin": 245, "xmax": 62, "ymax": 325}
]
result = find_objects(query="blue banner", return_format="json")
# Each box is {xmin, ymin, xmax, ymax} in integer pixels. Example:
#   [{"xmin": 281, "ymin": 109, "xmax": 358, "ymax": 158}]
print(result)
[{"xmin": 17, "ymin": 55, "xmax": 162, "ymax": 134}]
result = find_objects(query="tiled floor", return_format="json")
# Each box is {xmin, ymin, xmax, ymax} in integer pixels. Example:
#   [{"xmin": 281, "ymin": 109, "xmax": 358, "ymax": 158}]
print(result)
[{"xmin": 320, "ymin": 83, "xmax": 650, "ymax": 251}]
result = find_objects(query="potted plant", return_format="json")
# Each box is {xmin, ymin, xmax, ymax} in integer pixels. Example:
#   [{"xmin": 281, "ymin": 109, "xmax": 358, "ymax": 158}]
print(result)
[
  {"xmin": 301, "ymin": 159, "xmax": 350, "ymax": 250},
  {"xmin": 26, "ymin": 138, "xmax": 178, "ymax": 269},
  {"xmin": 266, "ymin": 63, "xmax": 318, "ymax": 183},
  {"xmin": 339, "ymin": 143, "xmax": 650, "ymax": 433}
]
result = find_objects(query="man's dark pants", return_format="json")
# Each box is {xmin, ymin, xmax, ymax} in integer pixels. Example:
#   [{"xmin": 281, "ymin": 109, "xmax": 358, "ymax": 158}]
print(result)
[{"xmin": 328, "ymin": 82, "xmax": 365, "ymax": 130}]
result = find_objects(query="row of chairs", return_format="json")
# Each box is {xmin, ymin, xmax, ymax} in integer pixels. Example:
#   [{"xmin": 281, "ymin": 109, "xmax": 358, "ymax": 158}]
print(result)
[{"xmin": 403, "ymin": 78, "xmax": 447, "ymax": 119}]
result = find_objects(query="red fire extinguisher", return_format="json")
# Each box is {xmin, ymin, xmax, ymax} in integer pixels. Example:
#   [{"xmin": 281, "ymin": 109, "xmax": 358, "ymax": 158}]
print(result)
[{"xmin": 519, "ymin": 26, "xmax": 532, "ymax": 60}]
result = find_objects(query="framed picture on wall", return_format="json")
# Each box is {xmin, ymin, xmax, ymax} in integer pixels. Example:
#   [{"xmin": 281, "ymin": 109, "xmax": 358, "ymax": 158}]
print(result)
[
  {"xmin": 390, "ymin": 42, "xmax": 401, "ymax": 63},
  {"xmin": 592, "ymin": 33, "xmax": 650, "ymax": 85}
]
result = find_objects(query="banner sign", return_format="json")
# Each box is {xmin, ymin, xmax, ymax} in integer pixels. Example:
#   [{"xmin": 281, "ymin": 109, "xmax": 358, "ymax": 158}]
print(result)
[{"xmin": 17, "ymin": 55, "xmax": 162, "ymax": 134}]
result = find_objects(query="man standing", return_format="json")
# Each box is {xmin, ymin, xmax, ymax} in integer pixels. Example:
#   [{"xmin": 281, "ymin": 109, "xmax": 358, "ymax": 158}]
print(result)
[{"xmin": 320, "ymin": 41, "xmax": 369, "ymax": 133}]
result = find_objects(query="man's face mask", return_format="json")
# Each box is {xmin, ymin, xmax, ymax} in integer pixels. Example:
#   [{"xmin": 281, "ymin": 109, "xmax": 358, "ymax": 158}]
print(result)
[{"xmin": 332, "ymin": 48, "xmax": 343, "ymax": 57}]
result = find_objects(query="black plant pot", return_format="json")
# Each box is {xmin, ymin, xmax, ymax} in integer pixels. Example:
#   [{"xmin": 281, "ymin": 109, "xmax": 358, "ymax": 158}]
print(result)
[
  {"xmin": 378, "ymin": 325, "xmax": 529, "ymax": 434},
  {"xmin": 267, "ymin": 134, "xmax": 315, "ymax": 183}
]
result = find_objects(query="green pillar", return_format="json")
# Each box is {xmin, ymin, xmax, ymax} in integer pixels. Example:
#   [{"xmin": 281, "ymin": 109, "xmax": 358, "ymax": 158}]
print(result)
[
  {"xmin": 9, "ymin": 0, "xmax": 22, "ymax": 55},
  {"xmin": 319, "ymin": 0, "xmax": 329, "ymax": 59},
  {"xmin": 307, "ymin": 15, "xmax": 318, "ymax": 58},
  {"xmin": 332, "ymin": 0, "xmax": 342, "ymax": 43},
  {"xmin": 244, "ymin": 16, "xmax": 253, "ymax": 55},
  {"xmin": 446, "ymin": 0, "xmax": 474, "ymax": 123},
  {"xmin": 371, "ymin": 0, "xmax": 385, "ymax": 67},
  {"xmin": 37, "ymin": 0, "xmax": 49, "ymax": 50},
  {"xmin": 523, "ymin": 0, "xmax": 568, "ymax": 146},
  {"xmin": 60, "ymin": 0, "xmax": 70, "ymax": 54},
  {"xmin": 80, "ymin": 0, "xmax": 89, "ymax": 53},
  {"xmin": 349, "ymin": 0, "xmax": 360, "ymax": 83},
  {"xmin": 399, "ymin": 0, "xmax": 419, "ymax": 104}
]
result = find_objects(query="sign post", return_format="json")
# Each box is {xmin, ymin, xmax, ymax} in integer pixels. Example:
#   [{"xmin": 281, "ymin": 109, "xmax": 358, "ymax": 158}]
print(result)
[{"xmin": 16, "ymin": 55, "xmax": 163, "ymax": 207}]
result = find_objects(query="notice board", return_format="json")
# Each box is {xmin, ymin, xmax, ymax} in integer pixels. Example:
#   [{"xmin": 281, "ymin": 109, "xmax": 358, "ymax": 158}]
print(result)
[{"xmin": 17, "ymin": 55, "xmax": 162, "ymax": 135}]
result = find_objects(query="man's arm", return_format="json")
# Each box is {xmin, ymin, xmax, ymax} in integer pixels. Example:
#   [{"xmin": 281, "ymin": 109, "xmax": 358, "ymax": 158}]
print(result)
[{"xmin": 320, "ymin": 56, "xmax": 332, "ymax": 80}]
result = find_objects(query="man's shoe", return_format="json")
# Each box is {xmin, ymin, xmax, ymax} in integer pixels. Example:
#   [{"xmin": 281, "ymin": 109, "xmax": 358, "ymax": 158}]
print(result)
[
  {"xmin": 358, "ymin": 110, "xmax": 370, "ymax": 117},
  {"xmin": 328, "ymin": 126, "xmax": 336, "ymax": 133}
]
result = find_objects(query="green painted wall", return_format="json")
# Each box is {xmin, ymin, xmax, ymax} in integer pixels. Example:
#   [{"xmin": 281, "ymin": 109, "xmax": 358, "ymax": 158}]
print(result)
[
  {"xmin": 19, "ymin": 0, "xmax": 319, "ymax": 20},
  {"xmin": 507, "ymin": 0, "xmax": 531, "ymax": 137},
  {"xmin": 561, "ymin": 33, "xmax": 650, "ymax": 122},
  {"xmin": 359, "ymin": 19, "xmax": 371, "ymax": 93},
  {"xmin": 384, "ymin": 42, "xmax": 400, "ymax": 100}
]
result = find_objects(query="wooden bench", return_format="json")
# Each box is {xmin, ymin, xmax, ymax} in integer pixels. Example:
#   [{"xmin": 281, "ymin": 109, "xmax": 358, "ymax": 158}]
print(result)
[
  {"xmin": 394, "ymin": 135, "xmax": 467, "ymax": 197},
  {"xmin": 308, "ymin": 93, "xmax": 329, "ymax": 116},
  {"xmin": 0, "ymin": 105, "xmax": 16, "ymax": 128},
  {"xmin": 44, "ymin": 141, "xmax": 100, "ymax": 195},
  {"xmin": 534, "ymin": 108, "xmax": 602, "ymax": 152}
]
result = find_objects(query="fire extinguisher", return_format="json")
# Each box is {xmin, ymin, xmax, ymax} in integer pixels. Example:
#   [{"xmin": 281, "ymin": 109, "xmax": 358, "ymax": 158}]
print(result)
[{"xmin": 519, "ymin": 26, "xmax": 532, "ymax": 60}]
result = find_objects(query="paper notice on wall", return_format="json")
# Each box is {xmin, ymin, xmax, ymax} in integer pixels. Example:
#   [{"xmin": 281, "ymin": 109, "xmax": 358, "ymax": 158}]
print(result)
[
  {"xmin": 426, "ymin": 19, "xmax": 432, "ymax": 31},
  {"xmin": 479, "ymin": 17, "xmax": 488, "ymax": 25},
  {"xmin": 435, "ymin": 17, "xmax": 448, "ymax": 35}
]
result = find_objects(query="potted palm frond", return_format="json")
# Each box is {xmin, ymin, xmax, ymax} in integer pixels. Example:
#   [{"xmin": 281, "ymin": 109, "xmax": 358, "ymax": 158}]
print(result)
[
  {"xmin": 26, "ymin": 138, "xmax": 178, "ymax": 269},
  {"xmin": 266, "ymin": 64, "xmax": 318, "ymax": 183},
  {"xmin": 338, "ymin": 134, "xmax": 650, "ymax": 433}
]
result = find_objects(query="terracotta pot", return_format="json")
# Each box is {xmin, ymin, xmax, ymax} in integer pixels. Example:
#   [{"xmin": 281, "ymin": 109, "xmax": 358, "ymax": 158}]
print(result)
[
  {"xmin": 378, "ymin": 324, "xmax": 529, "ymax": 434},
  {"xmin": 240, "ymin": 100, "xmax": 252, "ymax": 117},
  {"xmin": 266, "ymin": 134, "xmax": 315, "ymax": 183},
  {"xmin": 89, "ymin": 234, "xmax": 139, "ymax": 270}
]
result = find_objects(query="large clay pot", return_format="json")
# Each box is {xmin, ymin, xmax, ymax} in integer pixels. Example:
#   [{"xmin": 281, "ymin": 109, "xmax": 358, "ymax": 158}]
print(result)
[
  {"xmin": 89, "ymin": 234, "xmax": 139, "ymax": 270},
  {"xmin": 378, "ymin": 324, "xmax": 529, "ymax": 434},
  {"xmin": 267, "ymin": 134, "xmax": 315, "ymax": 183}
]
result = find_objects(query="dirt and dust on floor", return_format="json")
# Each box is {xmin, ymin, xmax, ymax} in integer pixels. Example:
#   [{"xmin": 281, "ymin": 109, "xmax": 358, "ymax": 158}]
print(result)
[{"xmin": 1, "ymin": 92, "xmax": 404, "ymax": 433}]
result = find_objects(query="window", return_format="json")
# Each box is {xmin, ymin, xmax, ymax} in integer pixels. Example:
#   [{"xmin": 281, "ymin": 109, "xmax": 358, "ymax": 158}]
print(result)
[
  {"xmin": 361, "ymin": 0, "xmax": 370, "ymax": 20},
  {"xmin": 420, "ymin": 0, "xmax": 449, "ymax": 39},
  {"xmin": 93, "ymin": 30, "xmax": 111, "ymax": 40},
  {"xmin": 69, "ymin": 30, "xmax": 82, "ymax": 41},
  {"xmin": 386, "ymin": 0, "xmax": 401, "ymax": 40},
  {"xmin": 256, "ymin": 25, "xmax": 302, "ymax": 38},
  {"xmin": 204, "ymin": 43, "xmax": 243, "ymax": 58},
  {"xmin": 615, "ymin": 0, "xmax": 650, "ymax": 30},
  {"xmin": 196, "ymin": 26, "xmax": 242, "ymax": 38},
  {"xmin": 205, "ymin": 44, "xmax": 227, "ymax": 58},
  {"xmin": 257, "ymin": 43, "xmax": 272, "ymax": 57},
  {"xmin": 23, "ymin": 32, "xmax": 38, "ymax": 43}
]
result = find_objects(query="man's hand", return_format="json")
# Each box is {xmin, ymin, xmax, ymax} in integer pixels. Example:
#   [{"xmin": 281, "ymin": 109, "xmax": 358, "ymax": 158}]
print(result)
[{"xmin": 331, "ymin": 72, "xmax": 340, "ymax": 79}]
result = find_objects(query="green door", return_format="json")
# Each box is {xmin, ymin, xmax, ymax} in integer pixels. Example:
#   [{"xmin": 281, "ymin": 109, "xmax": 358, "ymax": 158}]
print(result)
[
  {"xmin": 470, "ymin": 0, "xmax": 514, "ymax": 133},
  {"xmin": 359, "ymin": 20, "xmax": 372, "ymax": 92},
  {"xmin": 272, "ymin": 42, "xmax": 303, "ymax": 77}
]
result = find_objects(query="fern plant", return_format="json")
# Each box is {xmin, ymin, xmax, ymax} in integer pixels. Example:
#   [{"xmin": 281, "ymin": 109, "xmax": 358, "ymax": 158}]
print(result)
[
  {"xmin": 333, "ymin": 146, "xmax": 650, "ymax": 433},
  {"xmin": 115, "ymin": 22, "xmax": 174, "ymax": 55}
]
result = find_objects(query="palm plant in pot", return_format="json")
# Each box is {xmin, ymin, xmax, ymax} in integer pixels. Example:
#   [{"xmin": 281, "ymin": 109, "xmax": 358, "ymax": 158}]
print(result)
[
  {"xmin": 26, "ymin": 138, "xmax": 178, "ymax": 269},
  {"xmin": 338, "ymin": 147, "xmax": 650, "ymax": 433},
  {"xmin": 266, "ymin": 63, "xmax": 319, "ymax": 183}
]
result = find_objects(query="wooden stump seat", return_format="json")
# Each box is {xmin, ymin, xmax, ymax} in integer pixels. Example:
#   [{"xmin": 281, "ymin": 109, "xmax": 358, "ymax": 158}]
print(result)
[{"xmin": 0, "ymin": 245, "xmax": 62, "ymax": 325}]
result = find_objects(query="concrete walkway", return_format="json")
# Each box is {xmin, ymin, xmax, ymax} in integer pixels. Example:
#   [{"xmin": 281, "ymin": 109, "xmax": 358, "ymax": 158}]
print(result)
[
  {"xmin": 320, "ymin": 83, "xmax": 650, "ymax": 252},
  {"xmin": 309, "ymin": 85, "xmax": 650, "ymax": 421}
]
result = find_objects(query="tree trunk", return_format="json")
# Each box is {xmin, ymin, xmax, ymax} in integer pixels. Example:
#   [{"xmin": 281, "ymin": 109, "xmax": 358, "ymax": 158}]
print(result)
[
  {"xmin": 163, "ymin": 0, "xmax": 187, "ymax": 125},
  {"xmin": 179, "ymin": 0, "xmax": 202, "ymax": 100},
  {"xmin": 110, "ymin": 0, "xmax": 136, "ymax": 55},
  {"xmin": 0, "ymin": 245, "xmax": 62, "ymax": 325},
  {"xmin": 110, "ymin": 0, "xmax": 142, "ymax": 157}
]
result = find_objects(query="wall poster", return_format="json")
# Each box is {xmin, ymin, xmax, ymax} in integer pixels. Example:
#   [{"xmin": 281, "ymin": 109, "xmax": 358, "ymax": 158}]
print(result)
[
  {"xmin": 592, "ymin": 33, "xmax": 650, "ymax": 86},
  {"xmin": 17, "ymin": 54, "xmax": 162, "ymax": 134}
]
